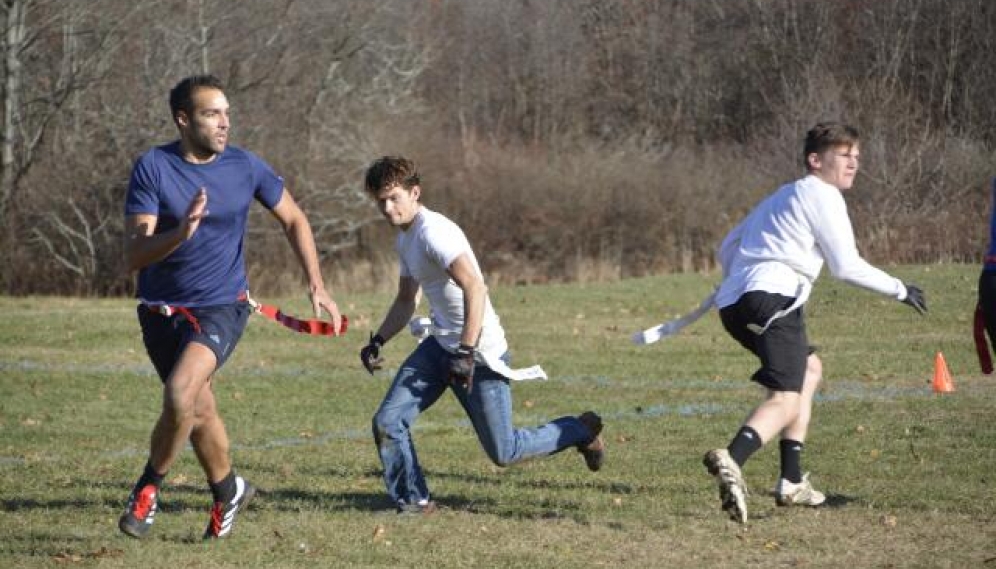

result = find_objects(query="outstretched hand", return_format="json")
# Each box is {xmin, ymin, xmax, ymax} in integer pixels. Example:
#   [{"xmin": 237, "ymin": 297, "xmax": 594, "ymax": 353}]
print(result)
[
  {"xmin": 181, "ymin": 188, "xmax": 208, "ymax": 241},
  {"xmin": 902, "ymin": 283, "xmax": 927, "ymax": 315},
  {"xmin": 310, "ymin": 286, "xmax": 343, "ymax": 335}
]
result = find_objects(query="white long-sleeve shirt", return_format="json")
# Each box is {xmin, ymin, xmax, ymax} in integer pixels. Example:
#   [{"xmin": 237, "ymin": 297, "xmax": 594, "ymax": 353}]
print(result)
[{"xmin": 715, "ymin": 174, "xmax": 908, "ymax": 310}]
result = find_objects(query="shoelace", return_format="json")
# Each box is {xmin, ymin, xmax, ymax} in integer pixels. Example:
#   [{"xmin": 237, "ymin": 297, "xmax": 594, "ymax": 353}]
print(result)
[
  {"xmin": 132, "ymin": 487, "xmax": 156, "ymax": 519},
  {"xmin": 717, "ymin": 466, "xmax": 749, "ymax": 496},
  {"xmin": 207, "ymin": 502, "xmax": 224, "ymax": 536}
]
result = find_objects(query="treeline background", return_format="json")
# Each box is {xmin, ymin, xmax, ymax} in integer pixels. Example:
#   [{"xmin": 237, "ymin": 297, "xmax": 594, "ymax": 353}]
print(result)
[{"xmin": 1, "ymin": 0, "xmax": 994, "ymax": 296}]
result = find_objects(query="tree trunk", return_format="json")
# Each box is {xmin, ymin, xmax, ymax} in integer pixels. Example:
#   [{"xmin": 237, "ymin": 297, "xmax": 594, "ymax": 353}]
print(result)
[{"xmin": 0, "ymin": 0, "xmax": 27, "ymax": 225}]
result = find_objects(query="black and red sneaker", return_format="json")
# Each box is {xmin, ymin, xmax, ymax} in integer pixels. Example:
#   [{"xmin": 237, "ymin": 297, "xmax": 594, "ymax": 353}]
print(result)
[
  {"xmin": 118, "ymin": 484, "xmax": 158, "ymax": 538},
  {"xmin": 203, "ymin": 476, "xmax": 256, "ymax": 539}
]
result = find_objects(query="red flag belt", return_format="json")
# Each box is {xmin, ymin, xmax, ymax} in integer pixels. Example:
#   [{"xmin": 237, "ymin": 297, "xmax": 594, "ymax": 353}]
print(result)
[
  {"xmin": 146, "ymin": 294, "xmax": 347, "ymax": 337},
  {"xmin": 242, "ymin": 293, "xmax": 348, "ymax": 336},
  {"xmin": 144, "ymin": 303, "xmax": 203, "ymax": 334}
]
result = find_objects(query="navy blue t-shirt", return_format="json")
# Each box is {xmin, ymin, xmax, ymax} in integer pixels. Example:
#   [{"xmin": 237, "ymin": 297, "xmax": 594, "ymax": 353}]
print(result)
[{"xmin": 125, "ymin": 141, "xmax": 284, "ymax": 306}]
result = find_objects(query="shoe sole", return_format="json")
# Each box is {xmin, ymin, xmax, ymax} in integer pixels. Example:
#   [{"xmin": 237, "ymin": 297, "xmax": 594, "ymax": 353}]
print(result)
[
  {"xmin": 118, "ymin": 515, "xmax": 152, "ymax": 539},
  {"xmin": 703, "ymin": 451, "xmax": 748, "ymax": 524},
  {"xmin": 241, "ymin": 484, "xmax": 257, "ymax": 510},
  {"xmin": 722, "ymin": 486, "xmax": 748, "ymax": 523},
  {"xmin": 775, "ymin": 495, "xmax": 826, "ymax": 507},
  {"xmin": 397, "ymin": 501, "xmax": 438, "ymax": 515}
]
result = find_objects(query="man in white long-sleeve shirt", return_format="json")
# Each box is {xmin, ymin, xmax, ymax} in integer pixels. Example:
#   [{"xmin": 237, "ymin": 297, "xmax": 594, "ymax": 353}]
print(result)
[{"xmin": 702, "ymin": 122, "xmax": 927, "ymax": 524}]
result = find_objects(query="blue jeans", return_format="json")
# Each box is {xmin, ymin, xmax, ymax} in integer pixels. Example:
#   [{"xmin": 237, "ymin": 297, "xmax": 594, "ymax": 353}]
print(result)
[{"xmin": 372, "ymin": 336, "xmax": 592, "ymax": 506}]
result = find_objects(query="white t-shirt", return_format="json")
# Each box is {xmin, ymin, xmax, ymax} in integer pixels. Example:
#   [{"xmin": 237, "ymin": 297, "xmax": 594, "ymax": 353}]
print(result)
[
  {"xmin": 397, "ymin": 207, "xmax": 508, "ymax": 359},
  {"xmin": 716, "ymin": 174, "xmax": 907, "ymax": 310}
]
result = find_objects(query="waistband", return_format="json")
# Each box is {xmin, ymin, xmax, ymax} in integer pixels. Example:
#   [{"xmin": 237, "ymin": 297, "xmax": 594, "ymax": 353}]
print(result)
[
  {"xmin": 983, "ymin": 255, "xmax": 996, "ymax": 273},
  {"xmin": 141, "ymin": 302, "xmax": 202, "ymax": 334}
]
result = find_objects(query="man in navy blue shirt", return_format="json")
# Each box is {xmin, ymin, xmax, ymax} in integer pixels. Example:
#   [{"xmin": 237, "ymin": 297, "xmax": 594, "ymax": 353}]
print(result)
[{"xmin": 118, "ymin": 75, "xmax": 342, "ymax": 539}]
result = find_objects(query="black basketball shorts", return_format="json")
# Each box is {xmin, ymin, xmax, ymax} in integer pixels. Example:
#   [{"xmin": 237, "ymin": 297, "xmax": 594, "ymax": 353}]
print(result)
[{"xmin": 719, "ymin": 290, "xmax": 813, "ymax": 392}]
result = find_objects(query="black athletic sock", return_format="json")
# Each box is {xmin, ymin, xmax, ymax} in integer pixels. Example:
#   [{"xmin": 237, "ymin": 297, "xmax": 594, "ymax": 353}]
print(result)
[
  {"xmin": 209, "ymin": 470, "xmax": 238, "ymax": 503},
  {"xmin": 727, "ymin": 426, "xmax": 763, "ymax": 467},
  {"xmin": 779, "ymin": 439, "xmax": 804, "ymax": 483},
  {"xmin": 134, "ymin": 461, "xmax": 166, "ymax": 492}
]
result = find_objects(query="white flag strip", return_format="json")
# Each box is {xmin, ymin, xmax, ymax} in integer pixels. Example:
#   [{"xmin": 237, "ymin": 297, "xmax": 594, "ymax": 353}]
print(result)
[
  {"xmin": 482, "ymin": 358, "xmax": 548, "ymax": 382},
  {"xmin": 632, "ymin": 291, "xmax": 717, "ymax": 345},
  {"xmin": 408, "ymin": 316, "xmax": 548, "ymax": 381},
  {"xmin": 408, "ymin": 316, "xmax": 433, "ymax": 339}
]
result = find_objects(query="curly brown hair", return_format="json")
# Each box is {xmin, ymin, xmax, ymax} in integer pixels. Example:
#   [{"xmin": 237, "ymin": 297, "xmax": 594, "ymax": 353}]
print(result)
[{"xmin": 364, "ymin": 156, "xmax": 421, "ymax": 195}]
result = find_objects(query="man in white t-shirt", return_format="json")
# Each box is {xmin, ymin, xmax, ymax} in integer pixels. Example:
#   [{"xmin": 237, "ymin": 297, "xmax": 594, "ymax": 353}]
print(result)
[
  {"xmin": 359, "ymin": 156, "xmax": 605, "ymax": 513},
  {"xmin": 702, "ymin": 122, "xmax": 927, "ymax": 524}
]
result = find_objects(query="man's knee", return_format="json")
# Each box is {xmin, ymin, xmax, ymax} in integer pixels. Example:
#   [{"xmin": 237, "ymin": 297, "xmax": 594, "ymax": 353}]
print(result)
[
  {"xmin": 767, "ymin": 390, "xmax": 803, "ymax": 421},
  {"xmin": 477, "ymin": 423, "xmax": 517, "ymax": 467},
  {"xmin": 162, "ymin": 386, "xmax": 198, "ymax": 423},
  {"xmin": 164, "ymin": 343, "xmax": 217, "ymax": 406},
  {"xmin": 193, "ymin": 401, "xmax": 219, "ymax": 428},
  {"xmin": 372, "ymin": 412, "xmax": 403, "ymax": 446},
  {"xmin": 806, "ymin": 354, "xmax": 822, "ymax": 379},
  {"xmin": 487, "ymin": 450, "xmax": 514, "ymax": 468},
  {"xmin": 163, "ymin": 373, "xmax": 213, "ymax": 424},
  {"xmin": 480, "ymin": 438, "xmax": 516, "ymax": 467}
]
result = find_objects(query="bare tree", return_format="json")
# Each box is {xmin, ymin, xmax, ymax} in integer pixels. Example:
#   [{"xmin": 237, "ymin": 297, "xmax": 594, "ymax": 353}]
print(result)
[
  {"xmin": 0, "ymin": 0, "xmax": 152, "ymax": 293},
  {"xmin": 0, "ymin": 0, "xmax": 27, "ymax": 222},
  {"xmin": 2, "ymin": 0, "xmax": 995, "ymax": 293},
  {"xmin": 0, "ymin": 1, "xmax": 139, "ymax": 218},
  {"xmin": 233, "ymin": 0, "xmax": 432, "ymax": 262}
]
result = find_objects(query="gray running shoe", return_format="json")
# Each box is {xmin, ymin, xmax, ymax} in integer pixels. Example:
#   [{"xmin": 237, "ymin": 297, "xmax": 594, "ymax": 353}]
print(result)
[
  {"xmin": 118, "ymin": 484, "xmax": 158, "ymax": 539},
  {"xmin": 775, "ymin": 472, "xmax": 826, "ymax": 507},
  {"xmin": 703, "ymin": 449, "xmax": 748, "ymax": 524}
]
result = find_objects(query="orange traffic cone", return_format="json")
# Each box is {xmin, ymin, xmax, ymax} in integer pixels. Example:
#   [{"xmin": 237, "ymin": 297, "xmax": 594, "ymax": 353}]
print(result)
[{"xmin": 932, "ymin": 352, "xmax": 955, "ymax": 393}]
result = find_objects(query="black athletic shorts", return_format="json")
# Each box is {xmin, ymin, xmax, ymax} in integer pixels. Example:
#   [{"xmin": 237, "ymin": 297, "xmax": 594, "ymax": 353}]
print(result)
[
  {"xmin": 137, "ymin": 301, "xmax": 250, "ymax": 382},
  {"xmin": 719, "ymin": 291, "xmax": 813, "ymax": 393}
]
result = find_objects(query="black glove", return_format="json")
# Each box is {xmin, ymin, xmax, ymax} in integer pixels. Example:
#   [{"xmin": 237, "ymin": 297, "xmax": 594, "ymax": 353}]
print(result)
[
  {"xmin": 448, "ymin": 344, "xmax": 476, "ymax": 393},
  {"xmin": 360, "ymin": 333, "xmax": 386, "ymax": 374},
  {"xmin": 902, "ymin": 283, "xmax": 927, "ymax": 315}
]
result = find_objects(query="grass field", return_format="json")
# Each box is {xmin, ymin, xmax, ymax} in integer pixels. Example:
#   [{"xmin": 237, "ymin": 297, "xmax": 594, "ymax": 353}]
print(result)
[{"xmin": 1, "ymin": 264, "xmax": 994, "ymax": 568}]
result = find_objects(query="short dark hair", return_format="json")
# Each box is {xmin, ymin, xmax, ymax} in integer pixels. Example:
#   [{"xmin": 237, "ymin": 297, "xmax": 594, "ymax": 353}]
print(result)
[
  {"xmin": 364, "ymin": 156, "xmax": 421, "ymax": 195},
  {"xmin": 803, "ymin": 122, "xmax": 860, "ymax": 168},
  {"xmin": 169, "ymin": 75, "xmax": 225, "ymax": 125}
]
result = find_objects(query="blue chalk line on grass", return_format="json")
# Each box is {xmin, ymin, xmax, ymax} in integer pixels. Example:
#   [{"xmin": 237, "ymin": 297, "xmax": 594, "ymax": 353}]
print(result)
[{"xmin": 0, "ymin": 359, "xmax": 936, "ymax": 467}]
